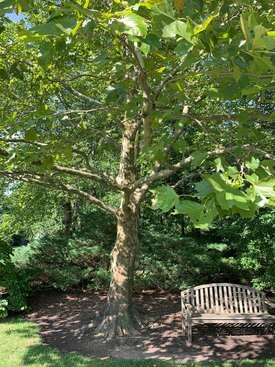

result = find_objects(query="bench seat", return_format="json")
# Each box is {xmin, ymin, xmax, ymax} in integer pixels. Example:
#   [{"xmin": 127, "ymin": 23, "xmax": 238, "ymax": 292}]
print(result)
[{"xmin": 191, "ymin": 313, "xmax": 275, "ymax": 324}]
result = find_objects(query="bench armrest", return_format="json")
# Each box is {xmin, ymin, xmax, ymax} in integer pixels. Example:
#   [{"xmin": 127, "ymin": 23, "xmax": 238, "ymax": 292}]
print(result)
[{"xmin": 182, "ymin": 303, "xmax": 193, "ymax": 318}]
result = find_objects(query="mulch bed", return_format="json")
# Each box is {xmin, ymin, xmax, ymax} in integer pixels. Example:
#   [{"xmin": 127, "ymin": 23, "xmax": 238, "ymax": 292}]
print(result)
[{"xmin": 26, "ymin": 290, "xmax": 275, "ymax": 363}]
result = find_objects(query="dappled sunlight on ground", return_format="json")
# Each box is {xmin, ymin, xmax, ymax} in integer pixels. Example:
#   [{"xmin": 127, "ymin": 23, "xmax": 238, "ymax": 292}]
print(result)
[{"xmin": 26, "ymin": 290, "xmax": 275, "ymax": 363}]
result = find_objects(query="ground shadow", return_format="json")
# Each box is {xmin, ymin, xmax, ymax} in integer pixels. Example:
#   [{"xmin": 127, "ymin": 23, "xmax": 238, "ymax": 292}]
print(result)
[{"xmin": 26, "ymin": 290, "xmax": 275, "ymax": 363}]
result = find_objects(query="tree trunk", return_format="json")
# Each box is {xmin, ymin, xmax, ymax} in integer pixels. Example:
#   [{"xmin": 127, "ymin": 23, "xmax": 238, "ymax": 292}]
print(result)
[
  {"xmin": 62, "ymin": 201, "xmax": 73, "ymax": 236},
  {"xmin": 95, "ymin": 199, "xmax": 142, "ymax": 338},
  {"xmin": 95, "ymin": 119, "xmax": 142, "ymax": 337}
]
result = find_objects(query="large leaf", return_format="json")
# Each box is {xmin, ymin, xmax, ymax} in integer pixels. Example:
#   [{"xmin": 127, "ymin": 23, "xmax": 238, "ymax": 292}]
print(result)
[
  {"xmin": 175, "ymin": 198, "xmax": 218, "ymax": 228},
  {"xmin": 115, "ymin": 13, "xmax": 148, "ymax": 37},
  {"xmin": 254, "ymin": 179, "xmax": 275, "ymax": 198},
  {"xmin": 151, "ymin": 185, "xmax": 179, "ymax": 212},
  {"xmin": 162, "ymin": 20, "xmax": 194, "ymax": 43},
  {"xmin": 32, "ymin": 16, "xmax": 78, "ymax": 36}
]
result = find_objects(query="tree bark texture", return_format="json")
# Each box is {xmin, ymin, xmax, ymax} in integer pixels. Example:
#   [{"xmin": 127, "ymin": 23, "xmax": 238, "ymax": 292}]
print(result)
[
  {"xmin": 96, "ymin": 120, "xmax": 142, "ymax": 337},
  {"xmin": 96, "ymin": 201, "xmax": 141, "ymax": 337}
]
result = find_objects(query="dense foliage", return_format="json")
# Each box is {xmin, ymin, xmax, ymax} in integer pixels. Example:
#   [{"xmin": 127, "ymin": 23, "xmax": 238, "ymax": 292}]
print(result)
[
  {"xmin": 0, "ymin": 239, "xmax": 29, "ymax": 317},
  {"xmin": 0, "ymin": 0, "xmax": 274, "ymax": 334}
]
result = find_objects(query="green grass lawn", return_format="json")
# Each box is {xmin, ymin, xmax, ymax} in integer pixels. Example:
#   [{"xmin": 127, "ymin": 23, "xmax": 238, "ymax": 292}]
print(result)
[{"xmin": 0, "ymin": 318, "xmax": 274, "ymax": 367}]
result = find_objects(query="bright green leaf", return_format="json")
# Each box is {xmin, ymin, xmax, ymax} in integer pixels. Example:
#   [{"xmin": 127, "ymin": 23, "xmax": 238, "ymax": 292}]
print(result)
[{"xmin": 151, "ymin": 185, "xmax": 179, "ymax": 212}]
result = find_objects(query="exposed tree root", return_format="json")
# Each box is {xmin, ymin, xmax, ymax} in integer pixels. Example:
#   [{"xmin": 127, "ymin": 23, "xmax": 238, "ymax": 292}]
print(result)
[{"xmin": 94, "ymin": 308, "xmax": 143, "ymax": 339}]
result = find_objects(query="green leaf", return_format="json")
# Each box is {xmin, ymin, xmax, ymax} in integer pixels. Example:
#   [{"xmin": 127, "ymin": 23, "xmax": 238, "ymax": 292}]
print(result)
[
  {"xmin": 246, "ymin": 157, "xmax": 260, "ymax": 171},
  {"xmin": 13, "ymin": 0, "xmax": 29, "ymax": 14},
  {"xmin": 191, "ymin": 151, "xmax": 208, "ymax": 167},
  {"xmin": 0, "ymin": 0, "xmax": 13, "ymax": 16},
  {"xmin": 24, "ymin": 127, "xmax": 37, "ymax": 143},
  {"xmin": 174, "ymin": 40, "xmax": 192, "ymax": 58},
  {"xmin": 143, "ymin": 34, "xmax": 161, "ymax": 49},
  {"xmin": 194, "ymin": 13, "xmax": 219, "ymax": 35},
  {"xmin": 174, "ymin": 199, "xmax": 201, "ymax": 213},
  {"xmin": 42, "ymin": 155, "xmax": 54, "ymax": 169},
  {"xmin": 106, "ymin": 84, "xmax": 127, "ymax": 104},
  {"xmin": 195, "ymin": 180, "xmax": 213, "ymax": 198},
  {"xmin": 175, "ymin": 198, "xmax": 218, "ymax": 229},
  {"xmin": 214, "ymin": 157, "xmax": 225, "ymax": 172},
  {"xmin": 0, "ymin": 68, "xmax": 9, "ymax": 80},
  {"xmin": 32, "ymin": 16, "xmax": 78, "ymax": 37},
  {"xmin": 207, "ymin": 243, "xmax": 228, "ymax": 252},
  {"xmin": 173, "ymin": 138, "xmax": 187, "ymax": 153},
  {"xmin": 233, "ymin": 66, "xmax": 241, "ymax": 82},
  {"xmin": 117, "ymin": 13, "xmax": 148, "ymax": 37},
  {"xmin": 140, "ymin": 42, "xmax": 150, "ymax": 55},
  {"xmin": 254, "ymin": 179, "xmax": 275, "ymax": 198},
  {"xmin": 162, "ymin": 20, "xmax": 194, "ymax": 43},
  {"xmin": 151, "ymin": 185, "xmax": 179, "ymax": 212}
]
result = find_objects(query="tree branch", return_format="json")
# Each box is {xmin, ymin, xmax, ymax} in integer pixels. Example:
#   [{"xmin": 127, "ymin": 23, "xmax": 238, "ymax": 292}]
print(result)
[
  {"xmin": 131, "ymin": 145, "xmax": 275, "ymax": 192},
  {"xmin": 53, "ymin": 165, "xmax": 122, "ymax": 191},
  {"xmin": 0, "ymin": 138, "xmax": 122, "ymax": 191},
  {"xmin": 61, "ymin": 82, "xmax": 107, "ymax": 108},
  {"xmin": 0, "ymin": 170, "xmax": 118, "ymax": 216},
  {"xmin": 0, "ymin": 138, "xmax": 47, "ymax": 147},
  {"xmin": 171, "ymin": 112, "xmax": 275, "ymax": 123},
  {"xmin": 154, "ymin": 61, "xmax": 184, "ymax": 101}
]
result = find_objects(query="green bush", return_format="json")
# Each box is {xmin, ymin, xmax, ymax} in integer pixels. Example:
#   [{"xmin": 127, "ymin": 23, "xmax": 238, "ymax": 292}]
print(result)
[
  {"xmin": 136, "ymin": 224, "xmax": 242, "ymax": 291},
  {"xmin": 209, "ymin": 209, "xmax": 275, "ymax": 292},
  {"xmin": 9, "ymin": 209, "xmax": 275, "ymax": 295},
  {"xmin": 14, "ymin": 235, "xmax": 111, "ymax": 291},
  {"xmin": 0, "ymin": 240, "xmax": 29, "ymax": 317},
  {"xmin": 0, "ymin": 298, "xmax": 8, "ymax": 318}
]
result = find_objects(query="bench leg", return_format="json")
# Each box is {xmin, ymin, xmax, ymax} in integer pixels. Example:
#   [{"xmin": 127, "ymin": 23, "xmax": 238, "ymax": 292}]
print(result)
[
  {"xmin": 182, "ymin": 314, "xmax": 186, "ymax": 333},
  {"xmin": 186, "ymin": 320, "xmax": 192, "ymax": 346}
]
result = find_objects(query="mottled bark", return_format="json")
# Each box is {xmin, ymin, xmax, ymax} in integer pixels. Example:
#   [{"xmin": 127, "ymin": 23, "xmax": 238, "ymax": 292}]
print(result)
[
  {"xmin": 96, "ymin": 118, "xmax": 142, "ymax": 337},
  {"xmin": 95, "ymin": 199, "xmax": 141, "ymax": 337}
]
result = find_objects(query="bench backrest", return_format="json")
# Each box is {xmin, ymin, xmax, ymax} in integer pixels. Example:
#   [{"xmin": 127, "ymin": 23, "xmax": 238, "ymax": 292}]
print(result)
[{"xmin": 181, "ymin": 283, "xmax": 268, "ymax": 314}]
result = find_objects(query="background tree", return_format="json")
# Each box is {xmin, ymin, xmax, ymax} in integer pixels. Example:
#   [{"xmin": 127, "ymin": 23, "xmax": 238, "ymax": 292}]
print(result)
[{"xmin": 0, "ymin": 0, "xmax": 274, "ymax": 336}]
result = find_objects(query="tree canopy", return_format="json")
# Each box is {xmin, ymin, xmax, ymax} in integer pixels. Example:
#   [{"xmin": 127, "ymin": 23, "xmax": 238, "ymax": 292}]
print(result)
[{"xmin": 0, "ymin": 0, "xmax": 274, "ymax": 337}]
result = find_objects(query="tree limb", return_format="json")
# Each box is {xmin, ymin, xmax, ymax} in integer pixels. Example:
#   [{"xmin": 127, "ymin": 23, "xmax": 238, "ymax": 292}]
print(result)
[
  {"xmin": 154, "ymin": 62, "xmax": 184, "ymax": 101},
  {"xmin": 0, "ymin": 138, "xmax": 122, "ymax": 191},
  {"xmin": 53, "ymin": 165, "xmax": 122, "ymax": 191},
  {"xmin": 131, "ymin": 145, "xmax": 275, "ymax": 192},
  {"xmin": 61, "ymin": 82, "xmax": 107, "ymax": 108},
  {"xmin": 0, "ymin": 138, "xmax": 47, "ymax": 147},
  {"xmin": 0, "ymin": 170, "xmax": 118, "ymax": 216},
  {"xmin": 171, "ymin": 112, "xmax": 275, "ymax": 123}
]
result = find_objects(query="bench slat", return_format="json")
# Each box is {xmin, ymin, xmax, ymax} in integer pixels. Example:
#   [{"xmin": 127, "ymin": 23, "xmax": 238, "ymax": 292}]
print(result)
[
  {"xmin": 209, "ymin": 286, "xmax": 214, "ymax": 313},
  {"xmin": 218, "ymin": 286, "xmax": 224, "ymax": 312},
  {"xmin": 228, "ymin": 286, "xmax": 234, "ymax": 313},
  {"xmin": 205, "ymin": 286, "xmax": 210, "ymax": 311},
  {"xmin": 243, "ymin": 287, "xmax": 248, "ymax": 313},
  {"xmin": 214, "ymin": 286, "xmax": 219, "ymax": 313},
  {"xmin": 238, "ymin": 286, "xmax": 243, "ymax": 313},
  {"xmin": 223, "ymin": 286, "xmax": 229, "ymax": 312},
  {"xmin": 199, "ymin": 288, "xmax": 204, "ymax": 312}
]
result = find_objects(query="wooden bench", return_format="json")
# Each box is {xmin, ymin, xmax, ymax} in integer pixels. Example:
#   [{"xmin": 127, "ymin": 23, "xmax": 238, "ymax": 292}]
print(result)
[{"xmin": 181, "ymin": 283, "xmax": 275, "ymax": 345}]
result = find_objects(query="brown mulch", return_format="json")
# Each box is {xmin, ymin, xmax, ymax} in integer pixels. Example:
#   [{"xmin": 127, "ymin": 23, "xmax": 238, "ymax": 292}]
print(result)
[{"xmin": 26, "ymin": 290, "xmax": 275, "ymax": 363}]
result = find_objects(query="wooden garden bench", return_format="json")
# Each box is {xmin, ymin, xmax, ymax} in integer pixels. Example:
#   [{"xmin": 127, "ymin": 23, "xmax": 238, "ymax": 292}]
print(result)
[{"xmin": 181, "ymin": 283, "xmax": 275, "ymax": 345}]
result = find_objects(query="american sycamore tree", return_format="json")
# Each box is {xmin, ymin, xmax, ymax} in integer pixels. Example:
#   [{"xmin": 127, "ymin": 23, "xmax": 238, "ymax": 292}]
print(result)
[{"xmin": 0, "ymin": 0, "xmax": 274, "ymax": 336}]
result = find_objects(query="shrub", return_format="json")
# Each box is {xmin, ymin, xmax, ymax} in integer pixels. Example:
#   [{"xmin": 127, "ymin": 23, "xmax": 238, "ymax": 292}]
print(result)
[
  {"xmin": 203, "ymin": 209, "xmax": 275, "ymax": 292},
  {"xmin": 136, "ymin": 224, "xmax": 242, "ymax": 291},
  {"xmin": 14, "ymin": 235, "xmax": 111, "ymax": 291},
  {"xmin": 0, "ymin": 240, "xmax": 29, "ymax": 317}
]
